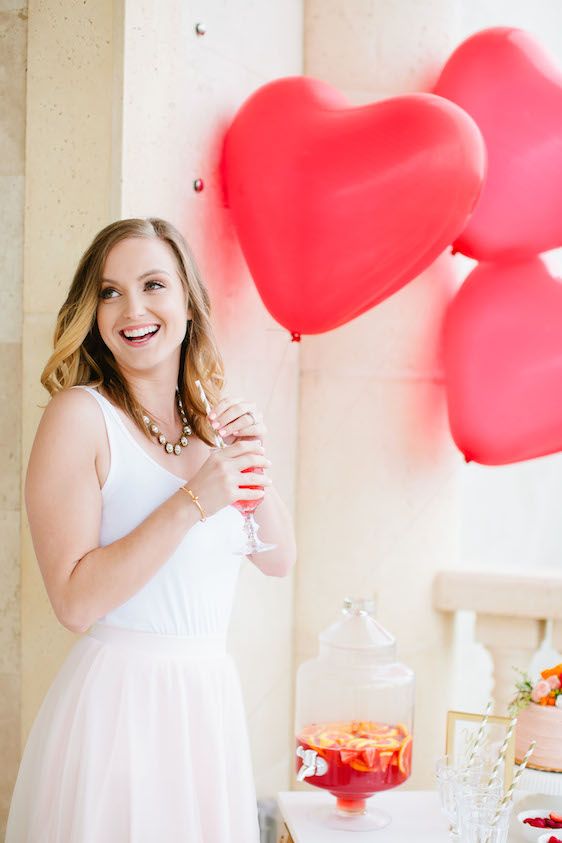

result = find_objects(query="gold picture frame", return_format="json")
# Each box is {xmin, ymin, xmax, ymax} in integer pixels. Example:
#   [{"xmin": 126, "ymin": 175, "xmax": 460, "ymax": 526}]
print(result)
[{"xmin": 446, "ymin": 710, "xmax": 515, "ymax": 790}]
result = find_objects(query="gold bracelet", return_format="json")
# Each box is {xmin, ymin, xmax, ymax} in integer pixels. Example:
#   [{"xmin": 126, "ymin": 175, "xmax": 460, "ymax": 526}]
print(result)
[{"xmin": 179, "ymin": 485, "xmax": 206, "ymax": 521}]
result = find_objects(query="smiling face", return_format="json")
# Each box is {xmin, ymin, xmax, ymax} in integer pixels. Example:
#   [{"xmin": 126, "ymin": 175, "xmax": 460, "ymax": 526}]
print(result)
[{"xmin": 96, "ymin": 236, "xmax": 192, "ymax": 373}]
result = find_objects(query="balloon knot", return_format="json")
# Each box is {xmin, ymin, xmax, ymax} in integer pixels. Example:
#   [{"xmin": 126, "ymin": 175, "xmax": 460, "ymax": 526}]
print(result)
[{"xmin": 290, "ymin": 332, "xmax": 301, "ymax": 343}]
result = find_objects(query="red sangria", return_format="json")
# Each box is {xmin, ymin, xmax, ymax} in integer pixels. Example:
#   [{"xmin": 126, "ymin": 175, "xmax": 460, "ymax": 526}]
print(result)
[
  {"xmin": 233, "ymin": 466, "xmax": 264, "ymax": 515},
  {"xmin": 193, "ymin": 377, "xmax": 276, "ymax": 556},
  {"xmin": 295, "ymin": 599, "xmax": 415, "ymax": 831},
  {"xmin": 234, "ymin": 465, "xmax": 276, "ymax": 554},
  {"xmin": 296, "ymin": 720, "xmax": 412, "ymax": 814}
]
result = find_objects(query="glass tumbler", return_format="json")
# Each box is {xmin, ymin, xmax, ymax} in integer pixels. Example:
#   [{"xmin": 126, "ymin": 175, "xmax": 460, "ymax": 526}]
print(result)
[{"xmin": 457, "ymin": 791, "xmax": 512, "ymax": 843}]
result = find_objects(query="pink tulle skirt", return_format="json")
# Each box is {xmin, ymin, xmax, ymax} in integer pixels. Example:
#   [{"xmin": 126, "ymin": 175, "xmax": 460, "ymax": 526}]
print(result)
[{"xmin": 6, "ymin": 624, "xmax": 260, "ymax": 842}]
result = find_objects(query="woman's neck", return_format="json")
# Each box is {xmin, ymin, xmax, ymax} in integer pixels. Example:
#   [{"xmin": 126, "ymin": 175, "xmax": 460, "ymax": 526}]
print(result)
[{"xmin": 121, "ymin": 365, "xmax": 181, "ymax": 428}]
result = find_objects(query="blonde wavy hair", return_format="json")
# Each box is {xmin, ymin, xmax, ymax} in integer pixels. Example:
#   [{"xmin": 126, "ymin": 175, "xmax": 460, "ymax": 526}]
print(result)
[{"xmin": 41, "ymin": 217, "xmax": 224, "ymax": 446}]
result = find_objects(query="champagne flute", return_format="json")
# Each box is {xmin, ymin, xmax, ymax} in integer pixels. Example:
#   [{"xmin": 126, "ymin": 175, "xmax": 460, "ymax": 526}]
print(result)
[{"xmin": 194, "ymin": 380, "xmax": 276, "ymax": 555}]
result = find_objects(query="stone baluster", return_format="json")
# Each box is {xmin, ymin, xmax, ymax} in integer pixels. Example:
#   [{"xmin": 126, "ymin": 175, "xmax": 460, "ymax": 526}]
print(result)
[
  {"xmin": 434, "ymin": 571, "xmax": 562, "ymax": 714},
  {"xmin": 475, "ymin": 615, "xmax": 545, "ymax": 714}
]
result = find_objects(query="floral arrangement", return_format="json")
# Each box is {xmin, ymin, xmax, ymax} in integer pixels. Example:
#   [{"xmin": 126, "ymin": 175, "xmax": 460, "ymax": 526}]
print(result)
[{"xmin": 510, "ymin": 662, "xmax": 562, "ymax": 715}]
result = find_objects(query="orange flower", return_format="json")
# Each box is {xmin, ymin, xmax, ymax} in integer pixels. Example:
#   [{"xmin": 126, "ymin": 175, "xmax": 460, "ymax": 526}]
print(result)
[{"xmin": 541, "ymin": 663, "xmax": 562, "ymax": 679}]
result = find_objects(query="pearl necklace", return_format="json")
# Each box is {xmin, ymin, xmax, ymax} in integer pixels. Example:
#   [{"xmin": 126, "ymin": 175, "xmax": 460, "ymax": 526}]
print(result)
[{"xmin": 142, "ymin": 390, "xmax": 192, "ymax": 455}]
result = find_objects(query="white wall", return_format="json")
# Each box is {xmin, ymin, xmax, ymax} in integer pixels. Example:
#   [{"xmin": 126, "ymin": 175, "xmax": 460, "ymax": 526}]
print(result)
[
  {"xmin": 300, "ymin": 0, "xmax": 465, "ymax": 790},
  {"xmin": 300, "ymin": 0, "xmax": 562, "ymax": 788},
  {"xmin": 447, "ymin": 2, "xmax": 562, "ymax": 711}
]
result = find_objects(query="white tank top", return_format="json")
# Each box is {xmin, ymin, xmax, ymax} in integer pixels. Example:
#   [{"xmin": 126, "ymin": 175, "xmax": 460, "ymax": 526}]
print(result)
[{"xmin": 72, "ymin": 385, "xmax": 246, "ymax": 637}]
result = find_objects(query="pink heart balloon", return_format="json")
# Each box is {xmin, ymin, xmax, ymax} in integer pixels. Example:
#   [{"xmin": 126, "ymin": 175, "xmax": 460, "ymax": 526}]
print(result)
[
  {"xmin": 444, "ymin": 258, "xmax": 562, "ymax": 465},
  {"xmin": 222, "ymin": 76, "xmax": 485, "ymax": 336},
  {"xmin": 435, "ymin": 27, "xmax": 562, "ymax": 261}
]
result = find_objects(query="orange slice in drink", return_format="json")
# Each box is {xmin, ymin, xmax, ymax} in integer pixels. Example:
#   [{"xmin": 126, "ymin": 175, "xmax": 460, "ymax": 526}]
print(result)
[
  {"xmin": 379, "ymin": 750, "xmax": 394, "ymax": 773},
  {"xmin": 317, "ymin": 731, "xmax": 338, "ymax": 748},
  {"xmin": 349, "ymin": 757, "xmax": 375, "ymax": 772},
  {"xmin": 375, "ymin": 738, "xmax": 401, "ymax": 751},
  {"xmin": 398, "ymin": 736, "xmax": 413, "ymax": 776},
  {"xmin": 348, "ymin": 737, "xmax": 373, "ymax": 750},
  {"xmin": 362, "ymin": 747, "xmax": 377, "ymax": 768}
]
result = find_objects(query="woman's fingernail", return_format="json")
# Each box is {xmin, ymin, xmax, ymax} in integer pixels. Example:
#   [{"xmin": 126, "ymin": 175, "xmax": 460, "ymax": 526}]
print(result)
[{"xmin": 219, "ymin": 428, "xmax": 227, "ymax": 435}]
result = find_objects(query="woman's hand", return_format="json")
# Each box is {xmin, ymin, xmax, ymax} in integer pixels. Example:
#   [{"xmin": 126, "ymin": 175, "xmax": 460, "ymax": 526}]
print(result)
[
  {"xmin": 209, "ymin": 396, "xmax": 267, "ymax": 445},
  {"xmin": 185, "ymin": 440, "xmax": 271, "ymax": 519}
]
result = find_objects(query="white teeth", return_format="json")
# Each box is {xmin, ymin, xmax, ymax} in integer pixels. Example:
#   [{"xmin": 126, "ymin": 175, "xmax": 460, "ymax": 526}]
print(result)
[{"xmin": 122, "ymin": 325, "xmax": 159, "ymax": 339}]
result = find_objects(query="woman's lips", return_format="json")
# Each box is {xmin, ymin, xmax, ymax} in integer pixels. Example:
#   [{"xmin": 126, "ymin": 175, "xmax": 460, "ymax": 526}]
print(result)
[{"xmin": 119, "ymin": 325, "xmax": 161, "ymax": 346}]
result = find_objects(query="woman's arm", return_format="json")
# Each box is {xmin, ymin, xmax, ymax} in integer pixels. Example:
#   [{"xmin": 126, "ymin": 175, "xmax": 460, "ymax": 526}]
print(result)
[
  {"xmin": 26, "ymin": 389, "xmax": 268, "ymax": 633},
  {"xmin": 247, "ymin": 483, "xmax": 297, "ymax": 576}
]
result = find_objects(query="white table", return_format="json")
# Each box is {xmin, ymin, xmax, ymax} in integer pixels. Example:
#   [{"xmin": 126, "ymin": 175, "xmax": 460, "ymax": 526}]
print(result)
[
  {"xmin": 277, "ymin": 790, "xmax": 542, "ymax": 843},
  {"xmin": 277, "ymin": 791, "xmax": 450, "ymax": 843}
]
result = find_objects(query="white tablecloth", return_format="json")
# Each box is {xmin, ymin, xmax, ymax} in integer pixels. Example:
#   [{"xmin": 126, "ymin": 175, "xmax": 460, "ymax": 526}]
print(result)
[
  {"xmin": 277, "ymin": 789, "xmax": 558, "ymax": 843},
  {"xmin": 278, "ymin": 791, "xmax": 450, "ymax": 843}
]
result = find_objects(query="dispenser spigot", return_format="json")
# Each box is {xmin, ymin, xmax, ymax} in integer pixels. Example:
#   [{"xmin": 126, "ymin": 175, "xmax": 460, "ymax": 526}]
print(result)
[{"xmin": 296, "ymin": 746, "xmax": 328, "ymax": 781}]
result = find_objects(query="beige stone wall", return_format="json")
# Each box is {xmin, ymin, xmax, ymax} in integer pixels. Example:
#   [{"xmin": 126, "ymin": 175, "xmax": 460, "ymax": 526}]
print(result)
[
  {"xmin": 0, "ymin": 1, "xmax": 27, "ymax": 835},
  {"xmin": 21, "ymin": 0, "xmax": 118, "ymax": 746}
]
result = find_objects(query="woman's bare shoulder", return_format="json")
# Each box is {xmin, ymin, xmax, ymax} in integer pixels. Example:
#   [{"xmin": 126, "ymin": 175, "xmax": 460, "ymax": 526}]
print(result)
[{"xmin": 31, "ymin": 386, "xmax": 105, "ymax": 462}]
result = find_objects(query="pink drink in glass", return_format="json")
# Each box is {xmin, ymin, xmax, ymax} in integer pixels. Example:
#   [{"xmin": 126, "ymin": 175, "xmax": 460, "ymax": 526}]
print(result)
[{"xmin": 233, "ymin": 466, "xmax": 265, "ymax": 515}]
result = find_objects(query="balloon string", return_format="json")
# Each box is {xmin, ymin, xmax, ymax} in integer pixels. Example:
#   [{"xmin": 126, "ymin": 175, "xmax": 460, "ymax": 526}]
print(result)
[{"xmin": 263, "ymin": 334, "xmax": 294, "ymax": 417}]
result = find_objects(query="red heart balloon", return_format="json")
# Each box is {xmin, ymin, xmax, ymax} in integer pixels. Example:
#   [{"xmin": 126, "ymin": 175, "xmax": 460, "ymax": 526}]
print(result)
[
  {"xmin": 435, "ymin": 28, "xmax": 562, "ymax": 261},
  {"xmin": 444, "ymin": 258, "xmax": 562, "ymax": 465},
  {"xmin": 222, "ymin": 76, "xmax": 485, "ymax": 335}
]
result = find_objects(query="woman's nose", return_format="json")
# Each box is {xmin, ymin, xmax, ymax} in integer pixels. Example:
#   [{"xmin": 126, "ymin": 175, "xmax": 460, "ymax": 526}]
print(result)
[{"xmin": 122, "ymin": 292, "xmax": 148, "ymax": 319}]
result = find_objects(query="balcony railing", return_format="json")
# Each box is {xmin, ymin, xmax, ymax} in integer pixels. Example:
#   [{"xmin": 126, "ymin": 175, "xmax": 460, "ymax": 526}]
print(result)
[{"xmin": 433, "ymin": 570, "xmax": 562, "ymax": 714}]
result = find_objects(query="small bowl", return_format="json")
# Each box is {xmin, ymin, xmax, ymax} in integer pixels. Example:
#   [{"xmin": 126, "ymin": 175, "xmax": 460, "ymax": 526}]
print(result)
[{"xmin": 518, "ymin": 809, "xmax": 562, "ymax": 842}]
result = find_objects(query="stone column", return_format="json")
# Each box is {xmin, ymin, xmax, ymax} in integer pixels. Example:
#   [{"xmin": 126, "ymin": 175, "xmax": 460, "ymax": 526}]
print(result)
[
  {"xmin": 21, "ymin": 0, "xmax": 120, "ymax": 745},
  {"xmin": 1, "ymin": 3, "xmax": 27, "ymax": 835}
]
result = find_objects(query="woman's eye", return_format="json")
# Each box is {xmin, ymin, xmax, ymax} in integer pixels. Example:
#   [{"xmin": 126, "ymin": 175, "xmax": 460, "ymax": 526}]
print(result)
[{"xmin": 99, "ymin": 280, "xmax": 163, "ymax": 300}]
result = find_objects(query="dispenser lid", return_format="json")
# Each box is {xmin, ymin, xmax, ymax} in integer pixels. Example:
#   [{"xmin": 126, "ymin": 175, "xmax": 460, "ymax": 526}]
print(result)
[{"xmin": 319, "ymin": 597, "xmax": 396, "ymax": 654}]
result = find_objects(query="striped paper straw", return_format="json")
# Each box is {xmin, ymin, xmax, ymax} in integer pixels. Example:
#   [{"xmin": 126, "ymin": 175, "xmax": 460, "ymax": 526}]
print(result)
[
  {"xmin": 194, "ymin": 379, "xmax": 226, "ymax": 449},
  {"xmin": 466, "ymin": 701, "xmax": 493, "ymax": 769},
  {"xmin": 485, "ymin": 740, "xmax": 535, "ymax": 842},
  {"xmin": 486, "ymin": 715, "xmax": 517, "ymax": 791}
]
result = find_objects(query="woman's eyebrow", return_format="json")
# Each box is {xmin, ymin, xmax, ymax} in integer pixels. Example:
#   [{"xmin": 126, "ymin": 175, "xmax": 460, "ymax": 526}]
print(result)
[{"xmin": 100, "ymin": 269, "xmax": 172, "ymax": 284}]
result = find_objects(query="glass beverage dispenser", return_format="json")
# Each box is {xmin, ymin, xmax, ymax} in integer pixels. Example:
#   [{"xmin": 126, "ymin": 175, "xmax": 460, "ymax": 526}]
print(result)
[{"xmin": 295, "ymin": 598, "xmax": 415, "ymax": 831}]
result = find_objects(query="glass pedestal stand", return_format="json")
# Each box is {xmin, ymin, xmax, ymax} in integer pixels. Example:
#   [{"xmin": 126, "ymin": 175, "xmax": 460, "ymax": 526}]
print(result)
[{"xmin": 310, "ymin": 795, "xmax": 392, "ymax": 832}]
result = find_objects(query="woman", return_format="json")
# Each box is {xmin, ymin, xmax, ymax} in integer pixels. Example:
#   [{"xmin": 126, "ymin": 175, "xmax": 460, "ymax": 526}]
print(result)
[{"xmin": 6, "ymin": 217, "xmax": 296, "ymax": 842}]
